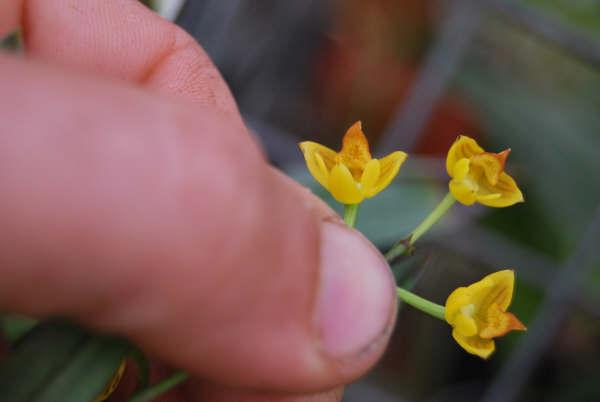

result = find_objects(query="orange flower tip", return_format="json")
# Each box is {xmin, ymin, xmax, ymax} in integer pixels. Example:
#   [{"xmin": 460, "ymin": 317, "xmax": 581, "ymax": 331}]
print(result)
[
  {"xmin": 495, "ymin": 148, "xmax": 511, "ymax": 169},
  {"xmin": 340, "ymin": 121, "xmax": 371, "ymax": 166},
  {"xmin": 343, "ymin": 121, "xmax": 368, "ymax": 145},
  {"xmin": 480, "ymin": 312, "xmax": 527, "ymax": 339},
  {"xmin": 509, "ymin": 313, "xmax": 527, "ymax": 332}
]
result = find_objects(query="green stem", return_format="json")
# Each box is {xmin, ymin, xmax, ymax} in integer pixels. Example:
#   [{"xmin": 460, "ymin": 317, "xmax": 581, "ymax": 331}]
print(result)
[
  {"xmin": 127, "ymin": 371, "xmax": 189, "ymax": 402},
  {"xmin": 343, "ymin": 204, "xmax": 359, "ymax": 228},
  {"xmin": 396, "ymin": 287, "xmax": 446, "ymax": 321},
  {"xmin": 385, "ymin": 192, "xmax": 456, "ymax": 261},
  {"xmin": 410, "ymin": 192, "xmax": 456, "ymax": 243}
]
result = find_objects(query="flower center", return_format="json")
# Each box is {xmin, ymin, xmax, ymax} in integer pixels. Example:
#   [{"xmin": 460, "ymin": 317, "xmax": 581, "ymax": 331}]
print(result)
[
  {"xmin": 461, "ymin": 175, "xmax": 479, "ymax": 192},
  {"xmin": 461, "ymin": 304, "xmax": 475, "ymax": 317},
  {"xmin": 336, "ymin": 154, "xmax": 366, "ymax": 180},
  {"xmin": 470, "ymin": 150, "xmax": 510, "ymax": 186}
]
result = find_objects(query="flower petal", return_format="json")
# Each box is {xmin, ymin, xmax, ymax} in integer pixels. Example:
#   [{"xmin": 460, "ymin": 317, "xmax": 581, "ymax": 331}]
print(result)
[
  {"xmin": 452, "ymin": 330, "xmax": 495, "ymax": 359},
  {"xmin": 471, "ymin": 270, "xmax": 515, "ymax": 314},
  {"xmin": 452, "ymin": 158, "xmax": 471, "ymax": 180},
  {"xmin": 449, "ymin": 179, "xmax": 477, "ymax": 205},
  {"xmin": 371, "ymin": 151, "xmax": 408, "ymax": 196},
  {"xmin": 445, "ymin": 287, "xmax": 471, "ymax": 326},
  {"xmin": 361, "ymin": 159, "xmax": 381, "ymax": 197},
  {"xmin": 446, "ymin": 136, "xmax": 484, "ymax": 177},
  {"xmin": 339, "ymin": 121, "xmax": 371, "ymax": 170},
  {"xmin": 328, "ymin": 164, "xmax": 364, "ymax": 204},
  {"xmin": 299, "ymin": 141, "xmax": 338, "ymax": 189},
  {"xmin": 477, "ymin": 172, "xmax": 524, "ymax": 208},
  {"xmin": 477, "ymin": 193, "xmax": 502, "ymax": 201},
  {"xmin": 470, "ymin": 150, "xmax": 510, "ymax": 186},
  {"xmin": 480, "ymin": 304, "xmax": 527, "ymax": 339},
  {"xmin": 454, "ymin": 314, "xmax": 478, "ymax": 337}
]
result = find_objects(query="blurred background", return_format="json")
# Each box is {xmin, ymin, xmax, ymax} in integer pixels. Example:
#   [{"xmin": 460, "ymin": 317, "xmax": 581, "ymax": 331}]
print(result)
[
  {"xmin": 6, "ymin": 0, "xmax": 600, "ymax": 401},
  {"xmin": 167, "ymin": 1, "xmax": 600, "ymax": 401}
]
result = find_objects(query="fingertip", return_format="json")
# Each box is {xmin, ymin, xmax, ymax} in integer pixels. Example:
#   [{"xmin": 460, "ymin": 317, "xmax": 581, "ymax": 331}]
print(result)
[{"xmin": 316, "ymin": 222, "xmax": 397, "ymax": 359}]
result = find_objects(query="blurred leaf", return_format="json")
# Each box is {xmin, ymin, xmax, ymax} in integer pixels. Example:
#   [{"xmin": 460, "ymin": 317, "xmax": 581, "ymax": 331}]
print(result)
[
  {"xmin": 139, "ymin": 0, "xmax": 155, "ymax": 10},
  {"xmin": 287, "ymin": 167, "xmax": 446, "ymax": 247},
  {"xmin": 128, "ymin": 371, "xmax": 189, "ymax": 402},
  {"xmin": 0, "ymin": 321, "xmax": 87, "ymax": 402},
  {"xmin": 1, "ymin": 30, "xmax": 22, "ymax": 52},
  {"xmin": 546, "ymin": 375, "xmax": 600, "ymax": 402},
  {"xmin": 497, "ymin": 279, "xmax": 544, "ymax": 356},
  {"xmin": 1, "ymin": 315, "xmax": 37, "ymax": 342},
  {"xmin": 0, "ymin": 320, "xmax": 130, "ymax": 402},
  {"xmin": 34, "ymin": 338, "xmax": 128, "ymax": 402},
  {"xmin": 457, "ymin": 23, "xmax": 600, "ymax": 256},
  {"xmin": 583, "ymin": 263, "xmax": 600, "ymax": 305},
  {"xmin": 527, "ymin": 0, "xmax": 600, "ymax": 36},
  {"xmin": 479, "ymin": 193, "xmax": 563, "ymax": 259}
]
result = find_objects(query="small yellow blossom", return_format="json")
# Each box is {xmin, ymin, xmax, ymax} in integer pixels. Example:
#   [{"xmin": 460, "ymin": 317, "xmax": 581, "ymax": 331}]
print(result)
[
  {"xmin": 299, "ymin": 121, "xmax": 407, "ymax": 204},
  {"xmin": 445, "ymin": 270, "xmax": 526, "ymax": 359},
  {"xmin": 446, "ymin": 136, "xmax": 524, "ymax": 207}
]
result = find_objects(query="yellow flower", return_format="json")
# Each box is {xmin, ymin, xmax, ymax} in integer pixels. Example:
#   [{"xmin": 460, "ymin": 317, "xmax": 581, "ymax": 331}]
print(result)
[
  {"xmin": 446, "ymin": 136, "xmax": 524, "ymax": 207},
  {"xmin": 445, "ymin": 270, "xmax": 526, "ymax": 359},
  {"xmin": 299, "ymin": 121, "xmax": 408, "ymax": 204}
]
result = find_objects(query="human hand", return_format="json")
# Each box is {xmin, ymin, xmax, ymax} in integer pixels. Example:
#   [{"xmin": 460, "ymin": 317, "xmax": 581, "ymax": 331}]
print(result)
[{"xmin": 0, "ymin": 1, "xmax": 397, "ymax": 401}]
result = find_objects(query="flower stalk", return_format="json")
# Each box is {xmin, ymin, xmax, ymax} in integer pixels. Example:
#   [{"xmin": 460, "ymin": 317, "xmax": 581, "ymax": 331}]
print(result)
[
  {"xmin": 298, "ymin": 128, "xmax": 527, "ymax": 359},
  {"xmin": 396, "ymin": 287, "xmax": 445, "ymax": 320},
  {"xmin": 343, "ymin": 204, "xmax": 359, "ymax": 228},
  {"xmin": 385, "ymin": 192, "xmax": 456, "ymax": 262}
]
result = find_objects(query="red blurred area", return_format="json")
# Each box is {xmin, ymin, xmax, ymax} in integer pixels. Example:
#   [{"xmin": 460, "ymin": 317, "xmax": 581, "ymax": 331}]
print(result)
[{"xmin": 314, "ymin": 0, "xmax": 480, "ymax": 154}]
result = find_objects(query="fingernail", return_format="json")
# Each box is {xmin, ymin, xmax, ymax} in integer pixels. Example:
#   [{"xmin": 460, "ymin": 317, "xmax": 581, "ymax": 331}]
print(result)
[{"xmin": 315, "ymin": 221, "xmax": 396, "ymax": 359}]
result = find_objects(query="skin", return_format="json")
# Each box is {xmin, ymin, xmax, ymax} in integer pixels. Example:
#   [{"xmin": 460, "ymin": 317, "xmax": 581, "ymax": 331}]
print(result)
[{"xmin": 0, "ymin": 1, "xmax": 397, "ymax": 401}]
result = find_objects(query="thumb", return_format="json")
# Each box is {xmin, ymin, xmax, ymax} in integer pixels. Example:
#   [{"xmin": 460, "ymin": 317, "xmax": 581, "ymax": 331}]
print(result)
[{"xmin": 0, "ymin": 55, "xmax": 397, "ymax": 392}]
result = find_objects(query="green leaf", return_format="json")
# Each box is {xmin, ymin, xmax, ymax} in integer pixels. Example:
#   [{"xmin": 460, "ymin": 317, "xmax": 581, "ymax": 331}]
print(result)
[
  {"xmin": 0, "ymin": 320, "xmax": 87, "ymax": 402},
  {"xmin": 139, "ymin": 0, "xmax": 155, "ymax": 10},
  {"xmin": 127, "ymin": 371, "xmax": 189, "ymax": 402},
  {"xmin": 1, "ymin": 30, "xmax": 23, "ymax": 52},
  {"xmin": 527, "ymin": 0, "xmax": 600, "ymax": 36},
  {"xmin": 1, "ymin": 315, "xmax": 37, "ymax": 342},
  {"xmin": 0, "ymin": 320, "xmax": 130, "ymax": 402},
  {"xmin": 287, "ymin": 166, "xmax": 445, "ymax": 247},
  {"xmin": 34, "ymin": 337, "xmax": 129, "ymax": 402}
]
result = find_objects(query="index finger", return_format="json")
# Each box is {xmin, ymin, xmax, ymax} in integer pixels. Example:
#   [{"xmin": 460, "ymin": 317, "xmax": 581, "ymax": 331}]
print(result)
[{"xmin": 2, "ymin": 0, "xmax": 240, "ymax": 117}]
